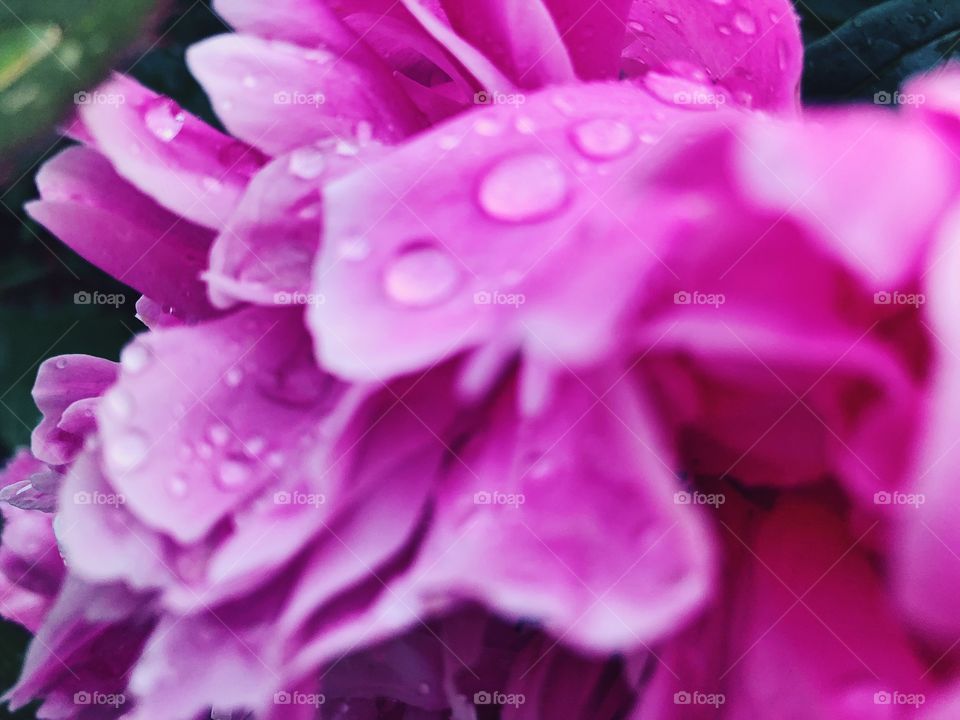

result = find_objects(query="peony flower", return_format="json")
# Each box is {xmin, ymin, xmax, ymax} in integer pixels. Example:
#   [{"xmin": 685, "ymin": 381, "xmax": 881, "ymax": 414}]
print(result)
[{"xmin": 5, "ymin": 0, "xmax": 959, "ymax": 718}]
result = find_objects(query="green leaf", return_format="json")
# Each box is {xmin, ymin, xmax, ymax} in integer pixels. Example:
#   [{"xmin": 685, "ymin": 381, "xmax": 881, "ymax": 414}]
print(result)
[
  {"xmin": 796, "ymin": 0, "xmax": 960, "ymax": 102},
  {"xmin": 0, "ymin": 0, "xmax": 157, "ymax": 155}
]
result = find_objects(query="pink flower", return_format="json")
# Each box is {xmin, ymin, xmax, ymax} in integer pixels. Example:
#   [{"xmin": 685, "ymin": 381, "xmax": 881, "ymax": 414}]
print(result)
[{"xmin": 7, "ymin": 1, "xmax": 958, "ymax": 718}]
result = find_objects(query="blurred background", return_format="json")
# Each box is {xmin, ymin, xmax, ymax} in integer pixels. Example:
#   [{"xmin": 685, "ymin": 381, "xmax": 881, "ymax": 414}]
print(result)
[{"xmin": 0, "ymin": 0, "xmax": 957, "ymax": 715}]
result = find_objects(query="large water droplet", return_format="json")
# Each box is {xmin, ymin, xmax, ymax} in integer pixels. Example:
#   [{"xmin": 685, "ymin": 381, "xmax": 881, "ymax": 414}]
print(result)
[
  {"xmin": 122, "ymin": 344, "xmax": 150, "ymax": 374},
  {"xmin": 218, "ymin": 458, "xmax": 252, "ymax": 490},
  {"xmin": 288, "ymin": 147, "xmax": 327, "ymax": 180},
  {"xmin": 143, "ymin": 98, "xmax": 186, "ymax": 143},
  {"xmin": 109, "ymin": 431, "xmax": 149, "ymax": 471},
  {"xmin": 478, "ymin": 154, "xmax": 569, "ymax": 223},
  {"xmin": 571, "ymin": 119, "xmax": 635, "ymax": 160},
  {"xmin": 168, "ymin": 475, "xmax": 188, "ymax": 498},
  {"xmin": 383, "ymin": 243, "xmax": 461, "ymax": 308},
  {"xmin": 106, "ymin": 390, "xmax": 135, "ymax": 419},
  {"xmin": 733, "ymin": 11, "xmax": 757, "ymax": 34}
]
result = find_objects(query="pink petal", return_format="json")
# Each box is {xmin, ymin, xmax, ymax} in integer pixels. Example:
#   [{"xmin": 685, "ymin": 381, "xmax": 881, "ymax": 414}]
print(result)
[
  {"xmin": 623, "ymin": 0, "xmax": 803, "ymax": 113},
  {"xmin": 186, "ymin": 34, "xmax": 426, "ymax": 156},
  {"xmin": 79, "ymin": 74, "xmax": 267, "ymax": 230},
  {"xmin": 31, "ymin": 354, "xmax": 118, "ymax": 466},
  {"xmin": 27, "ymin": 146, "xmax": 217, "ymax": 320},
  {"xmin": 438, "ymin": 0, "xmax": 576, "ymax": 88},
  {"xmin": 309, "ymin": 82, "xmax": 720, "ymax": 382},
  {"xmin": 544, "ymin": 0, "xmax": 632, "ymax": 79},
  {"xmin": 96, "ymin": 307, "xmax": 339, "ymax": 544}
]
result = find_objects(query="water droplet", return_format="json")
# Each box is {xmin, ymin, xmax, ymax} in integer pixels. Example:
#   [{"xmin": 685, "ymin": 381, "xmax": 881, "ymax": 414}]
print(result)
[
  {"xmin": 122, "ymin": 344, "xmax": 150, "ymax": 374},
  {"xmin": 225, "ymin": 368, "xmax": 244, "ymax": 387},
  {"xmin": 710, "ymin": 0, "xmax": 731, "ymax": 5},
  {"xmin": 288, "ymin": 147, "xmax": 327, "ymax": 180},
  {"xmin": 218, "ymin": 458, "xmax": 252, "ymax": 489},
  {"xmin": 733, "ymin": 11, "xmax": 757, "ymax": 34},
  {"xmin": 208, "ymin": 424, "xmax": 231, "ymax": 447},
  {"xmin": 418, "ymin": 683, "xmax": 430, "ymax": 696},
  {"xmin": 143, "ymin": 97, "xmax": 186, "ymax": 143},
  {"xmin": 109, "ymin": 431, "xmax": 149, "ymax": 471},
  {"xmin": 168, "ymin": 475, "xmax": 188, "ymax": 498},
  {"xmin": 571, "ymin": 119, "xmax": 635, "ymax": 160},
  {"xmin": 717, "ymin": 24, "xmax": 732, "ymax": 35},
  {"xmin": 515, "ymin": 117, "xmax": 537, "ymax": 134},
  {"xmin": 244, "ymin": 436, "xmax": 266, "ymax": 456},
  {"xmin": 383, "ymin": 243, "xmax": 461, "ymax": 308},
  {"xmin": 54, "ymin": 358, "xmax": 68, "ymax": 369},
  {"xmin": 474, "ymin": 118, "xmax": 502, "ymax": 137},
  {"xmin": 777, "ymin": 39, "xmax": 790, "ymax": 71},
  {"xmin": 478, "ymin": 154, "xmax": 569, "ymax": 223},
  {"xmin": 663, "ymin": 13, "xmax": 680, "ymax": 24},
  {"xmin": 106, "ymin": 390, "xmax": 135, "ymax": 419}
]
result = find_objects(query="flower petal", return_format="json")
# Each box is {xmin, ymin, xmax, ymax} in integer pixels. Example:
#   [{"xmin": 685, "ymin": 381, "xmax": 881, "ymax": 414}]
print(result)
[
  {"xmin": 79, "ymin": 74, "xmax": 267, "ymax": 230},
  {"xmin": 187, "ymin": 34, "xmax": 426, "ymax": 156}
]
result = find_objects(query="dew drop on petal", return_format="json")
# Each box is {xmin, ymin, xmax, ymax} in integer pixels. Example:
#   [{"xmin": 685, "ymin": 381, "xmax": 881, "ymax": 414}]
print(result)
[
  {"xmin": 571, "ymin": 119, "xmax": 635, "ymax": 160},
  {"xmin": 383, "ymin": 243, "xmax": 461, "ymax": 308},
  {"xmin": 643, "ymin": 71, "xmax": 727, "ymax": 111},
  {"xmin": 218, "ymin": 458, "xmax": 252, "ymax": 489},
  {"xmin": 208, "ymin": 424, "xmax": 230, "ymax": 447},
  {"xmin": 663, "ymin": 13, "xmax": 680, "ymax": 24},
  {"xmin": 143, "ymin": 97, "xmax": 186, "ymax": 143},
  {"xmin": 478, "ymin": 154, "xmax": 569, "ymax": 223},
  {"xmin": 733, "ymin": 11, "xmax": 757, "ymax": 34},
  {"xmin": 225, "ymin": 367, "xmax": 244, "ymax": 387},
  {"xmin": 55, "ymin": 358, "xmax": 68, "ymax": 370},
  {"xmin": 121, "ymin": 344, "xmax": 150, "ymax": 374},
  {"xmin": 288, "ymin": 147, "xmax": 327, "ymax": 180},
  {"xmin": 168, "ymin": 475, "xmax": 188, "ymax": 498},
  {"xmin": 106, "ymin": 390, "xmax": 135, "ymax": 419},
  {"xmin": 109, "ymin": 431, "xmax": 149, "ymax": 471}
]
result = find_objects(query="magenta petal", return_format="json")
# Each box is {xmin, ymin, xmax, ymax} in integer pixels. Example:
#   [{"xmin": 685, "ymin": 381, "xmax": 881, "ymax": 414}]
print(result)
[
  {"xmin": 31, "ymin": 354, "xmax": 118, "ymax": 466},
  {"xmin": 97, "ymin": 308, "xmax": 338, "ymax": 544},
  {"xmin": 27, "ymin": 146, "xmax": 218, "ymax": 320},
  {"xmin": 309, "ymin": 82, "xmax": 718, "ymax": 382},
  {"xmin": 545, "ymin": 0, "xmax": 632, "ymax": 79},
  {"xmin": 79, "ymin": 74, "xmax": 266, "ymax": 230},
  {"xmin": 186, "ymin": 34, "xmax": 425, "ymax": 156},
  {"xmin": 383, "ymin": 374, "xmax": 712, "ymax": 653},
  {"xmin": 623, "ymin": 0, "xmax": 803, "ymax": 113},
  {"xmin": 205, "ymin": 142, "xmax": 382, "ymax": 309},
  {"xmin": 438, "ymin": 0, "xmax": 575, "ymax": 88}
]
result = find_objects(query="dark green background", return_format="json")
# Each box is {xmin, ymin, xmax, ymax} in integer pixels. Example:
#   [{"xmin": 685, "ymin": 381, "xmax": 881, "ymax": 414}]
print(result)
[{"xmin": 0, "ymin": 0, "xmax": 957, "ymax": 715}]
